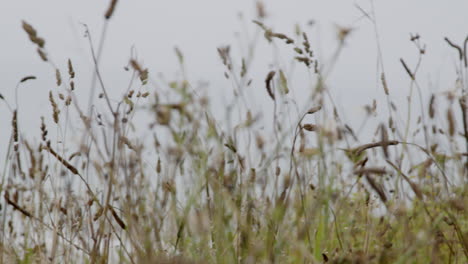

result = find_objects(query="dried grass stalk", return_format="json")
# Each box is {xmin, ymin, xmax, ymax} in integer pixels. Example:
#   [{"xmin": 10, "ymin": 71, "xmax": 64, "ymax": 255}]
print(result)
[
  {"xmin": 302, "ymin": 124, "xmax": 318, "ymax": 132},
  {"xmin": 429, "ymin": 94, "xmax": 436, "ymax": 119},
  {"xmin": 217, "ymin": 46, "xmax": 231, "ymax": 70},
  {"xmin": 156, "ymin": 158, "xmax": 161, "ymax": 173},
  {"xmin": 381, "ymin": 73, "xmax": 389, "ymax": 95},
  {"xmin": 270, "ymin": 33, "xmax": 294, "ymax": 44},
  {"xmin": 105, "ymin": 0, "xmax": 118, "ymax": 19},
  {"xmin": 20, "ymin": 76, "xmax": 36, "ymax": 83},
  {"xmin": 400, "ymin": 58, "xmax": 414, "ymax": 80},
  {"xmin": 256, "ymin": 1, "xmax": 266, "ymax": 18},
  {"xmin": 295, "ymin": 56, "xmax": 312, "ymax": 67},
  {"xmin": 302, "ymin": 32, "xmax": 311, "ymax": 55},
  {"xmin": 55, "ymin": 69, "xmax": 62, "ymax": 86},
  {"xmin": 130, "ymin": 59, "xmax": 144, "ymax": 75},
  {"xmin": 43, "ymin": 144, "xmax": 79, "ymax": 175},
  {"xmin": 12, "ymin": 110, "xmax": 18, "ymax": 143},
  {"xmin": 354, "ymin": 140, "xmax": 399, "ymax": 156},
  {"xmin": 444, "ymin": 37, "xmax": 463, "ymax": 60},
  {"xmin": 37, "ymin": 48, "xmax": 48, "ymax": 61},
  {"xmin": 40, "ymin": 116, "xmax": 48, "ymax": 141},
  {"xmin": 365, "ymin": 174, "xmax": 387, "ymax": 203},
  {"xmin": 307, "ymin": 105, "xmax": 322, "ymax": 114},
  {"xmin": 49, "ymin": 91, "xmax": 60, "ymax": 123},
  {"xmin": 110, "ymin": 206, "xmax": 126, "ymax": 229},
  {"xmin": 22, "ymin": 21, "xmax": 45, "ymax": 48},
  {"xmin": 4, "ymin": 191, "xmax": 32, "ymax": 217},
  {"xmin": 447, "ymin": 108, "xmax": 456, "ymax": 136},
  {"xmin": 265, "ymin": 71, "xmax": 276, "ymax": 100},
  {"xmin": 354, "ymin": 157, "xmax": 368, "ymax": 169},
  {"xmin": 380, "ymin": 124, "xmax": 390, "ymax": 158},
  {"xmin": 354, "ymin": 168, "xmax": 387, "ymax": 176},
  {"xmin": 387, "ymin": 160, "xmax": 423, "ymax": 200},
  {"xmin": 68, "ymin": 59, "xmax": 75, "ymax": 79}
]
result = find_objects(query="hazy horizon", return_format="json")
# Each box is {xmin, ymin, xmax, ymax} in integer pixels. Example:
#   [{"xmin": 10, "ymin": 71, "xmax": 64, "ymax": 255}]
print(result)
[{"xmin": 1, "ymin": 0, "xmax": 468, "ymax": 154}]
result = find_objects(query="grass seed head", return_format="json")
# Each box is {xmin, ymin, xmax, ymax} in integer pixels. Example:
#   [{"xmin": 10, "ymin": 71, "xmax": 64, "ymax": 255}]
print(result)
[
  {"xmin": 20, "ymin": 76, "xmax": 37, "ymax": 83},
  {"xmin": 55, "ymin": 69, "xmax": 62, "ymax": 86},
  {"xmin": 105, "ymin": 0, "xmax": 118, "ymax": 19},
  {"xmin": 307, "ymin": 105, "xmax": 322, "ymax": 114},
  {"xmin": 256, "ymin": 1, "xmax": 266, "ymax": 19},
  {"xmin": 381, "ymin": 73, "xmax": 389, "ymax": 95},
  {"xmin": 22, "ymin": 21, "xmax": 45, "ymax": 48},
  {"xmin": 447, "ymin": 108, "xmax": 456, "ymax": 136},
  {"xmin": 12, "ymin": 110, "xmax": 18, "ymax": 143},
  {"xmin": 49, "ymin": 91, "xmax": 60, "ymax": 123},
  {"xmin": 265, "ymin": 70, "xmax": 276, "ymax": 100},
  {"xmin": 68, "ymin": 59, "xmax": 75, "ymax": 79},
  {"xmin": 37, "ymin": 48, "xmax": 48, "ymax": 61},
  {"xmin": 429, "ymin": 94, "xmax": 436, "ymax": 119},
  {"xmin": 302, "ymin": 124, "xmax": 318, "ymax": 132}
]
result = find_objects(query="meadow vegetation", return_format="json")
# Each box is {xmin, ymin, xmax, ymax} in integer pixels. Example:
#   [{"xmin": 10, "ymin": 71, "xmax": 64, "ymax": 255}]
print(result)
[{"xmin": 0, "ymin": 1, "xmax": 467, "ymax": 263}]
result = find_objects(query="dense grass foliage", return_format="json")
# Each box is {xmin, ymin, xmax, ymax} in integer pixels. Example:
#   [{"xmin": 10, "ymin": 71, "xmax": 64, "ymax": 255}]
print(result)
[{"xmin": 1, "ymin": 2, "xmax": 467, "ymax": 263}]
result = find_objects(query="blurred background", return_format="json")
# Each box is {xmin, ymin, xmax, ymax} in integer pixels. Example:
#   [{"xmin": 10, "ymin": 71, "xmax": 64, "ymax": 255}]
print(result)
[{"xmin": 1, "ymin": 0, "xmax": 467, "ymax": 155}]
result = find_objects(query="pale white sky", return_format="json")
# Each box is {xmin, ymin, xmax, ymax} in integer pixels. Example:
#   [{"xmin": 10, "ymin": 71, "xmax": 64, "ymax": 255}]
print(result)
[{"xmin": 1, "ymin": 0, "xmax": 467, "ymax": 155}]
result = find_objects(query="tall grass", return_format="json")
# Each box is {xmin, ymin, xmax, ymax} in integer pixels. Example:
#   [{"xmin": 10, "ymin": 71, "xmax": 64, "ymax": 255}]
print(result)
[{"xmin": 0, "ymin": 1, "xmax": 467, "ymax": 263}]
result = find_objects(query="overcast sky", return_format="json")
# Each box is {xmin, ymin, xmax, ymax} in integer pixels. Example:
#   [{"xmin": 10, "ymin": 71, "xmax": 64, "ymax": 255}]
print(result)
[{"xmin": 1, "ymin": 0, "xmax": 468, "ymax": 155}]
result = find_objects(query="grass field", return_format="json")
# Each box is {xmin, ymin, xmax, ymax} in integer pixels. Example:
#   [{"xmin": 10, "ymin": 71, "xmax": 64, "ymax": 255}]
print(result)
[{"xmin": 1, "ymin": 1, "xmax": 467, "ymax": 263}]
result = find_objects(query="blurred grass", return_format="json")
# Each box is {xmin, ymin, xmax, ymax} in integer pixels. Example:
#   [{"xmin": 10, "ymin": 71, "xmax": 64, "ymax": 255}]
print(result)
[{"xmin": 0, "ymin": 1, "xmax": 467, "ymax": 263}]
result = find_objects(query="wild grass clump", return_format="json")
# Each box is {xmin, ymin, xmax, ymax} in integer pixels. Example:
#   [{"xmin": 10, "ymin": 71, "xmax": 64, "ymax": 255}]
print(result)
[{"xmin": 0, "ymin": 1, "xmax": 467, "ymax": 263}]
